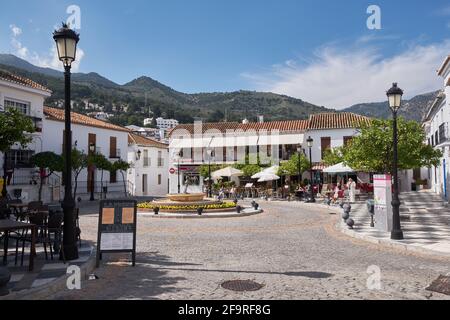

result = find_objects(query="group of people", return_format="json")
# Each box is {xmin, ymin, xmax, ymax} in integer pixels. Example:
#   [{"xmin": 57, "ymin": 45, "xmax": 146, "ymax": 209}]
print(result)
[{"xmin": 325, "ymin": 178, "xmax": 357, "ymax": 203}]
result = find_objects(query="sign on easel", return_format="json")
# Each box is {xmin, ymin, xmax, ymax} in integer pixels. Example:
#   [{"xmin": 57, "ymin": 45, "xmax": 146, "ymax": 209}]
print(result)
[
  {"xmin": 373, "ymin": 175, "xmax": 393, "ymax": 232},
  {"xmin": 96, "ymin": 199, "xmax": 137, "ymax": 267}
]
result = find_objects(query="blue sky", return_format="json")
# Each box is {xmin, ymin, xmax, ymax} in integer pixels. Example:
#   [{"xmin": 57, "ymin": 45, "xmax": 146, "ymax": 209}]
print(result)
[{"xmin": 1, "ymin": 0, "xmax": 450, "ymax": 109}]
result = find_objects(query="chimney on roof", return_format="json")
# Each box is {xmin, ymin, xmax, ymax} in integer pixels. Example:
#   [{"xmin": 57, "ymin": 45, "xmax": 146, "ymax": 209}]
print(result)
[{"xmin": 258, "ymin": 115, "xmax": 264, "ymax": 123}]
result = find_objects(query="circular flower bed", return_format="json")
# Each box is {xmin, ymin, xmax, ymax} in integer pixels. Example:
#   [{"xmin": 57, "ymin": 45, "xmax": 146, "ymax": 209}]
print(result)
[{"xmin": 138, "ymin": 201, "xmax": 237, "ymax": 212}]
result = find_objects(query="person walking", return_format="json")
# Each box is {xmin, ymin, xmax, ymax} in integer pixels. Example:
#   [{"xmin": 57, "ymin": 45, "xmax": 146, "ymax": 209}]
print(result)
[{"xmin": 347, "ymin": 178, "xmax": 356, "ymax": 203}]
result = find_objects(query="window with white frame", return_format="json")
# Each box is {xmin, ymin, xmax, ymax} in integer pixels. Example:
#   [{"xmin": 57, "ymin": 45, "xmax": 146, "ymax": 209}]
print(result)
[{"xmin": 4, "ymin": 99, "xmax": 30, "ymax": 115}]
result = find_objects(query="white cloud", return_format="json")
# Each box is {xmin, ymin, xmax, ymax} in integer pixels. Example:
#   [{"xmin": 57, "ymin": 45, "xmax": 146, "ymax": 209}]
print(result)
[
  {"xmin": 8, "ymin": 25, "xmax": 84, "ymax": 72},
  {"xmin": 33, "ymin": 45, "xmax": 85, "ymax": 72},
  {"xmin": 9, "ymin": 24, "xmax": 22, "ymax": 37},
  {"xmin": 242, "ymin": 40, "xmax": 450, "ymax": 109},
  {"xmin": 9, "ymin": 25, "xmax": 28, "ymax": 59}
]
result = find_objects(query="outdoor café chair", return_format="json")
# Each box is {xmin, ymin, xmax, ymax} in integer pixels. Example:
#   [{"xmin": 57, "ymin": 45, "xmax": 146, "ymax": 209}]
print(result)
[
  {"xmin": 46, "ymin": 212, "xmax": 65, "ymax": 262},
  {"xmin": 14, "ymin": 211, "xmax": 49, "ymax": 266}
]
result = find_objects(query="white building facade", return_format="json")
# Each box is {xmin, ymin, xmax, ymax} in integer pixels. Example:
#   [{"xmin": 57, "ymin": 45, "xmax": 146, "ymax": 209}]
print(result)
[
  {"xmin": 167, "ymin": 113, "xmax": 371, "ymax": 194},
  {"xmin": 127, "ymin": 133, "xmax": 169, "ymax": 197},
  {"xmin": 42, "ymin": 106, "xmax": 130, "ymax": 200},
  {"xmin": 144, "ymin": 117, "xmax": 179, "ymax": 130},
  {"xmin": 0, "ymin": 71, "xmax": 52, "ymax": 201},
  {"xmin": 423, "ymin": 55, "xmax": 450, "ymax": 200}
]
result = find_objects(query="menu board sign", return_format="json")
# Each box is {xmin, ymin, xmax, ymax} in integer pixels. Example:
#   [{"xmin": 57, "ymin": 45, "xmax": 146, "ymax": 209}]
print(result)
[{"xmin": 96, "ymin": 199, "xmax": 137, "ymax": 267}]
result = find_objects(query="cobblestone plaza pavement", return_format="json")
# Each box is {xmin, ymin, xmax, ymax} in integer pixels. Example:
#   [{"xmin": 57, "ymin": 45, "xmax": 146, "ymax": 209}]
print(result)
[{"xmin": 46, "ymin": 201, "xmax": 450, "ymax": 300}]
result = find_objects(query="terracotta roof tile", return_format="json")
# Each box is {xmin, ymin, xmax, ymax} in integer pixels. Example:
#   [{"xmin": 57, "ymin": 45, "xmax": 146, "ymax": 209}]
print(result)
[
  {"xmin": 0, "ymin": 69, "xmax": 52, "ymax": 93},
  {"xmin": 170, "ymin": 113, "xmax": 370, "ymax": 136},
  {"xmin": 44, "ymin": 106, "xmax": 130, "ymax": 133},
  {"xmin": 128, "ymin": 133, "xmax": 168, "ymax": 149},
  {"xmin": 308, "ymin": 113, "xmax": 371, "ymax": 130}
]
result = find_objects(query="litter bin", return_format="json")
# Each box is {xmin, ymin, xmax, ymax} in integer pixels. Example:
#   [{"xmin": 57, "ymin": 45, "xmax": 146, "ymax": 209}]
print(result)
[{"xmin": 411, "ymin": 183, "xmax": 417, "ymax": 192}]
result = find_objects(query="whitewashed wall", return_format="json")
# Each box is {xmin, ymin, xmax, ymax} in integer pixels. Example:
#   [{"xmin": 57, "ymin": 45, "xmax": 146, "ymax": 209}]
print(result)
[
  {"xmin": 127, "ymin": 144, "xmax": 169, "ymax": 197},
  {"xmin": 42, "ymin": 118, "xmax": 129, "ymax": 191},
  {"xmin": 304, "ymin": 128, "xmax": 360, "ymax": 163}
]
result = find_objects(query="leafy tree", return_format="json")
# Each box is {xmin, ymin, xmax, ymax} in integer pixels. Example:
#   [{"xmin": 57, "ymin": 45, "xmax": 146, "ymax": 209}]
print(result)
[
  {"xmin": 277, "ymin": 153, "xmax": 310, "ymax": 178},
  {"xmin": 207, "ymin": 110, "xmax": 225, "ymax": 122},
  {"xmin": 0, "ymin": 108, "xmax": 35, "ymax": 197},
  {"xmin": 233, "ymin": 154, "xmax": 265, "ymax": 178},
  {"xmin": 88, "ymin": 153, "xmax": 112, "ymax": 198},
  {"xmin": 344, "ymin": 118, "xmax": 442, "ymax": 173},
  {"xmin": 63, "ymin": 148, "xmax": 88, "ymax": 199},
  {"xmin": 238, "ymin": 164, "xmax": 262, "ymax": 178},
  {"xmin": 111, "ymin": 159, "xmax": 131, "ymax": 197},
  {"xmin": 31, "ymin": 152, "xmax": 64, "ymax": 202},
  {"xmin": 199, "ymin": 164, "xmax": 226, "ymax": 178},
  {"xmin": 323, "ymin": 147, "xmax": 346, "ymax": 166}
]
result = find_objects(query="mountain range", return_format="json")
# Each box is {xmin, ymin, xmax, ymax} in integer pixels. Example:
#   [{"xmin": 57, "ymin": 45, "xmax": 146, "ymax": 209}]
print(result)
[{"xmin": 0, "ymin": 53, "xmax": 438, "ymax": 125}]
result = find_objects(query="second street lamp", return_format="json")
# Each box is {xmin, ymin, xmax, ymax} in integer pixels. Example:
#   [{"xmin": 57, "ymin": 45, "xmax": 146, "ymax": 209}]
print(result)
[
  {"xmin": 53, "ymin": 23, "xmax": 80, "ymax": 260},
  {"xmin": 307, "ymin": 136, "xmax": 315, "ymax": 203},
  {"xmin": 89, "ymin": 143, "xmax": 95, "ymax": 201},
  {"xmin": 206, "ymin": 149, "xmax": 215, "ymax": 198},
  {"xmin": 387, "ymin": 83, "xmax": 404, "ymax": 240},
  {"xmin": 297, "ymin": 146, "xmax": 302, "ymax": 186}
]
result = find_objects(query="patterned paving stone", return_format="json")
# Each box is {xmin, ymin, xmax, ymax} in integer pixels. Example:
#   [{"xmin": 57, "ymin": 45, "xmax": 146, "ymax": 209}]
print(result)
[{"xmin": 40, "ymin": 199, "xmax": 450, "ymax": 300}]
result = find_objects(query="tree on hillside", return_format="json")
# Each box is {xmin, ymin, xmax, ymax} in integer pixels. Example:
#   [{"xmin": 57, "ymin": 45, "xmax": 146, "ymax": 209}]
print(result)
[
  {"xmin": 0, "ymin": 108, "xmax": 35, "ymax": 198},
  {"xmin": 31, "ymin": 152, "xmax": 64, "ymax": 202},
  {"xmin": 344, "ymin": 118, "xmax": 442, "ymax": 173}
]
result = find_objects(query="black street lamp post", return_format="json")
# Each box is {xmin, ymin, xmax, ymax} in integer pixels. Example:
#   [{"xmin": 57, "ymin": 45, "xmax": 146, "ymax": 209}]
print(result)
[
  {"xmin": 207, "ymin": 149, "xmax": 215, "ymax": 198},
  {"xmin": 89, "ymin": 143, "xmax": 95, "ymax": 201},
  {"xmin": 307, "ymin": 136, "xmax": 315, "ymax": 203},
  {"xmin": 297, "ymin": 146, "xmax": 302, "ymax": 185},
  {"xmin": 176, "ymin": 150, "xmax": 182, "ymax": 194},
  {"xmin": 387, "ymin": 83, "xmax": 404, "ymax": 240},
  {"xmin": 53, "ymin": 23, "xmax": 80, "ymax": 260}
]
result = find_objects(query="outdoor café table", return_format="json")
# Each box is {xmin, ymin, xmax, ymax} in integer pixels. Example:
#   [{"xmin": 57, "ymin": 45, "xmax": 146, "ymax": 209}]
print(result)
[{"xmin": 0, "ymin": 220, "xmax": 36, "ymax": 271}]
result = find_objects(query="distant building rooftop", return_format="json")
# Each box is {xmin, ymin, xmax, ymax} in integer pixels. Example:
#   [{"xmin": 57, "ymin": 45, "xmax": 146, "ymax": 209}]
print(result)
[{"xmin": 128, "ymin": 133, "xmax": 168, "ymax": 149}]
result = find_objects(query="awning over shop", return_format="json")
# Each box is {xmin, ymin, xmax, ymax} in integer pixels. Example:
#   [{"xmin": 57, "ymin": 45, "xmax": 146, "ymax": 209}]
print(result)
[{"xmin": 323, "ymin": 162, "xmax": 355, "ymax": 174}]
